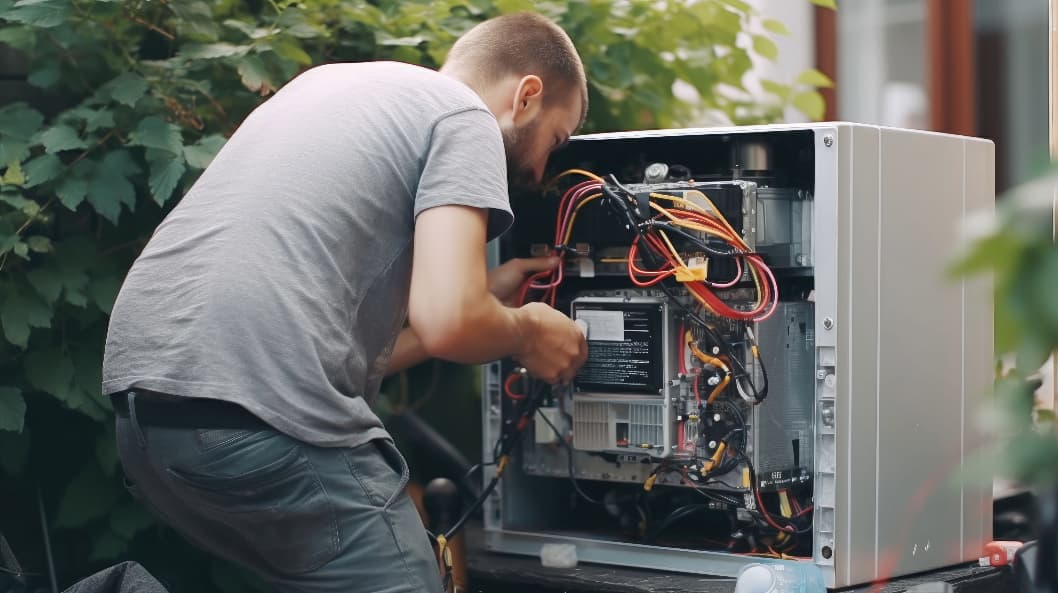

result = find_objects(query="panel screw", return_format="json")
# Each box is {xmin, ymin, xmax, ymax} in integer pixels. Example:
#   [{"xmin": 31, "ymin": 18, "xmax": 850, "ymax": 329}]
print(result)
[
  {"xmin": 823, "ymin": 135, "xmax": 834, "ymax": 147},
  {"xmin": 821, "ymin": 545, "xmax": 833, "ymax": 559},
  {"xmin": 822, "ymin": 317, "xmax": 834, "ymax": 330}
]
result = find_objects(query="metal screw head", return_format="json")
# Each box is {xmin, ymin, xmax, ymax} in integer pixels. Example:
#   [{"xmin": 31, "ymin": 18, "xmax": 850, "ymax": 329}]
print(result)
[
  {"xmin": 707, "ymin": 375, "xmax": 721, "ymax": 386},
  {"xmin": 822, "ymin": 316, "xmax": 834, "ymax": 330},
  {"xmin": 821, "ymin": 405, "xmax": 835, "ymax": 427},
  {"xmin": 823, "ymin": 135, "xmax": 834, "ymax": 147},
  {"xmin": 713, "ymin": 413, "xmax": 722, "ymax": 422},
  {"xmin": 708, "ymin": 440, "xmax": 717, "ymax": 449}
]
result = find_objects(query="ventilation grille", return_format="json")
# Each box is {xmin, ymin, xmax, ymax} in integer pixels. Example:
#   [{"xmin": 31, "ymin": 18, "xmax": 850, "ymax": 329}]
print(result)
[
  {"xmin": 573, "ymin": 400, "xmax": 609, "ymax": 451},
  {"xmin": 572, "ymin": 400, "xmax": 666, "ymax": 451},
  {"xmin": 629, "ymin": 403, "xmax": 663, "ymax": 448}
]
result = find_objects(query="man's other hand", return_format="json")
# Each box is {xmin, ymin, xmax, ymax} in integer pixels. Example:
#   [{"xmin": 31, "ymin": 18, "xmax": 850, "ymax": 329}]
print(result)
[{"xmin": 487, "ymin": 256, "xmax": 559, "ymax": 306}]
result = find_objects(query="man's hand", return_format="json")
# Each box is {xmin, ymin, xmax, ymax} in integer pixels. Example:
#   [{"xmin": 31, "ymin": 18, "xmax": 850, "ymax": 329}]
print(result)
[
  {"xmin": 514, "ymin": 302, "xmax": 588, "ymax": 384},
  {"xmin": 487, "ymin": 256, "xmax": 559, "ymax": 306}
]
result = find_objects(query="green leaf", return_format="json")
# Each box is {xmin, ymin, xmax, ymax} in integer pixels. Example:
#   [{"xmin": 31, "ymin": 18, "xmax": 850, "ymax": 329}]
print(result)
[
  {"xmin": 269, "ymin": 38, "xmax": 312, "ymax": 65},
  {"xmin": 0, "ymin": 387, "xmax": 26, "ymax": 432},
  {"xmin": 3, "ymin": 160, "xmax": 25, "ymax": 186},
  {"xmin": 87, "ymin": 172, "xmax": 133, "ymax": 225},
  {"xmin": 0, "ymin": 428, "xmax": 30, "ymax": 474},
  {"xmin": 751, "ymin": 35, "xmax": 778, "ymax": 61},
  {"xmin": 26, "ymin": 235, "xmax": 51, "ymax": 253},
  {"xmin": 0, "ymin": 138, "xmax": 29, "ymax": 164},
  {"xmin": 129, "ymin": 116, "xmax": 182, "ymax": 154},
  {"xmin": 236, "ymin": 54, "xmax": 272, "ymax": 93},
  {"xmin": 64, "ymin": 106, "xmax": 116, "ymax": 133},
  {"xmin": 170, "ymin": 1, "xmax": 219, "ymax": 40},
  {"xmin": 40, "ymin": 124, "xmax": 89, "ymax": 153},
  {"xmin": 0, "ymin": 288, "xmax": 51, "ymax": 347},
  {"xmin": 89, "ymin": 273, "xmax": 121, "ymax": 314},
  {"xmin": 223, "ymin": 19, "xmax": 271, "ymax": 40},
  {"xmin": 24, "ymin": 346, "xmax": 74, "ymax": 398},
  {"xmin": 179, "ymin": 42, "xmax": 251, "ymax": 60},
  {"xmin": 54, "ymin": 463, "xmax": 120, "ymax": 529},
  {"xmin": 183, "ymin": 135, "xmax": 226, "ymax": 169},
  {"xmin": 22, "ymin": 153, "xmax": 62, "ymax": 187},
  {"xmin": 7, "ymin": 0, "xmax": 71, "ymax": 28},
  {"xmin": 27, "ymin": 266, "xmax": 62, "ymax": 303},
  {"xmin": 101, "ymin": 149, "xmax": 141, "ymax": 177},
  {"xmin": 810, "ymin": 0, "xmax": 837, "ymax": 8},
  {"xmin": 28, "ymin": 62, "xmax": 61, "ymax": 88},
  {"xmin": 0, "ymin": 191, "xmax": 30, "ymax": 209},
  {"xmin": 795, "ymin": 68, "xmax": 834, "ymax": 89},
  {"xmin": 377, "ymin": 34, "xmax": 427, "ymax": 47},
  {"xmin": 56, "ymin": 177, "xmax": 88, "ymax": 210},
  {"xmin": 147, "ymin": 152, "xmax": 186, "ymax": 206},
  {"xmin": 0, "ymin": 103, "xmax": 44, "ymax": 140},
  {"xmin": 108, "ymin": 73, "xmax": 149, "ymax": 107},
  {"xmin": 12, "ymin": 241, "xmax": 28, "ymax": 260},
  {"xmin": 276, "ymin": 9, "xmax": 321, "ymax": 38},
  {"xmin": 760, "ymin": 79, "xmax": 791, "ymax": 101},
  {"xmin": 792, "ymin": 90, "xmax": 826, "ymax": 121},
  {"xmin": 762, "ymin": 19, "xmax": 789, "ymax": 36}
]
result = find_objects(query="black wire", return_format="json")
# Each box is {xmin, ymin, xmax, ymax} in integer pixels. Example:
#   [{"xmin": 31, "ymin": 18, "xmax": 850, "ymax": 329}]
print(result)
[
  {"xmin": 536, "ymin": 408, "xmax": 605, "ymax": 505},
  {"xmin": 738, "ymin": 453, "xmax": 813, "ymax": 536},
  {"xmin": 639, "ymin": 221, "xmax": 743, "ymax": 258},
  {"xmin": 644, "ymin": 503, "xmax": 715, "ymax": 543},
  {"xmin": 440, "ymin": 376, "xmax": 553, "ymax": 541}
]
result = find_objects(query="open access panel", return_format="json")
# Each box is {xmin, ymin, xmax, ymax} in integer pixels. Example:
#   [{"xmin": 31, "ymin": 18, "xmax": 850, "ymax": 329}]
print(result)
[{"xmin": 481, "ymin": 123, "xmax": 994, "ymax": 588}]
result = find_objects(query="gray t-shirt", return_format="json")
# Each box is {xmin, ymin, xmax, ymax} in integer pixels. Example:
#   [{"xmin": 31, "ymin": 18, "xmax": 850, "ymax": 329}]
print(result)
[{"xmin": 103, "ymin": 62, "xmax": 513, "ymax": 448}]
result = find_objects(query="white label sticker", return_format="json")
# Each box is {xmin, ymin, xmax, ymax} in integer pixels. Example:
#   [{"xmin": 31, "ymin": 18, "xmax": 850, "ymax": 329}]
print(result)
[
  {"xmin": 575, "ymin": 310, "xmax": 624, "ymax": 341},
  {"xmin": 578, "ymin": 257, "xmax": 596, "ymax": 278}
]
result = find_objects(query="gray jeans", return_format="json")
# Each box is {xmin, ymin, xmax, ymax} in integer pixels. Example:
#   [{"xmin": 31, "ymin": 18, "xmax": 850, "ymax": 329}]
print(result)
[{"xmin": 114, "ymin": 393, "xmax": 443, "ymax": 593}]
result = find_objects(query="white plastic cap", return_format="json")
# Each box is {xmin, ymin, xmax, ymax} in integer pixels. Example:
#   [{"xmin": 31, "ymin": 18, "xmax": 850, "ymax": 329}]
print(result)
[{"xmin": 734, "ymin": 564, "xmax": 775, "ymax": 593}]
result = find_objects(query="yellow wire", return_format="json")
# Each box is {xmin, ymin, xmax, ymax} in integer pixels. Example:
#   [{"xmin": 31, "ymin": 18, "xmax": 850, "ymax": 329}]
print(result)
[
  {"xmin": 657, "ymin": 229, "xmax": 687, "ymax": 269},
  {"xmin": 685, "ymin": 331, "xmax": 730, "ymax": 373},
  {"xmin": 649, "ymin": 200, "xmax": 767, "ymax": 311},
  {"xmin": 562, "ymin": 193, "xmax": 602, "ymax": 245},
  {"xmin": 553, "ymin": 168, "xmax": 606, "ymax": 183}
]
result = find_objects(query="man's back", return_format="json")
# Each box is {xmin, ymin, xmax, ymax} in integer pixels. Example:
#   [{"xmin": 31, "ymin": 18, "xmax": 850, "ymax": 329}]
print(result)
[{"xmin": 102, "ymin": 61, "xmax": 511, "ymax": 448}]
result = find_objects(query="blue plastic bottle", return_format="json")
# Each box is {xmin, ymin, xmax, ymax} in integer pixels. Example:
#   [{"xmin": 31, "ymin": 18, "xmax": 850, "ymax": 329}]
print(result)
[{"xmin": 733, "ymin": 562, "xmax": 827, "ymax": 593}]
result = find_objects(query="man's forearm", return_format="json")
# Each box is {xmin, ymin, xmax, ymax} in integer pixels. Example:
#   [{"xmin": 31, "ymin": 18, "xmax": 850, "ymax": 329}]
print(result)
[{"xmin": 385, "ymin": 326, "xmax": 431, "ymax": 375}]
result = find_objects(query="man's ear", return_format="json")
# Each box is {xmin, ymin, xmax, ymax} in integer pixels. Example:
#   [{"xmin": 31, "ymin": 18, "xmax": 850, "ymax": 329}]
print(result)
[{"xmin": 511, "ymin": 75, "xmax": 543, "ymax": 125}]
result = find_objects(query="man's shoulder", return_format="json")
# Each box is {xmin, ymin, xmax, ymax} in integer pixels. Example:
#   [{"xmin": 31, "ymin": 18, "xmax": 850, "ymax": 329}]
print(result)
[{"xmin": 310, "ymin": 61, "xmax": 480, "ymax": 99}]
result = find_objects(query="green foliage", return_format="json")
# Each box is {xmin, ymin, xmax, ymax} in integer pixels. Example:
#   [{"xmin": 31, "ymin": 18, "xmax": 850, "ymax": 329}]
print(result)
[
  {"xmin": 0, "ymin": 0, "xmax": 831, "ymax": 590},
  {"xmin": 952, "ymin": 171, "xmax": 1058, "ymax": 486}
]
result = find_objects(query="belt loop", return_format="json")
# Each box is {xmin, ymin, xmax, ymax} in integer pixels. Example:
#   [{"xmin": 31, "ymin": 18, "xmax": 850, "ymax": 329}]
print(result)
[{"xmin": 127, "ymin": 391, "xmax": 148, "ymax": 449}]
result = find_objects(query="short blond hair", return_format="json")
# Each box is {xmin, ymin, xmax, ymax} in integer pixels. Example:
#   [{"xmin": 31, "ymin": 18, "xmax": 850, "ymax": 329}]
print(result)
[{"xmin": 446, "ymin": 13, "xmax": 587, "ymax": 125}]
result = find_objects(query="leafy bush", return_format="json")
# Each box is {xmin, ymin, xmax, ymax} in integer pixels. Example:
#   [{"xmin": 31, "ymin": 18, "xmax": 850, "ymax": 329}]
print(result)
[
  {"xmin": 952, "ymin": 173, "xmax": 1058, "ymax": 487},
  {"xmin": 0, "ymin": 0, "xmax": 831, "ymax": 589}
]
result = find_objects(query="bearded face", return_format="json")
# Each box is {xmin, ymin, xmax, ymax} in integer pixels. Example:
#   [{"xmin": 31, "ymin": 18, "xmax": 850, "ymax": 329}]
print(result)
[{"xmin": 502, "ymin": 119, "xmax": 542, "ymax": 192}]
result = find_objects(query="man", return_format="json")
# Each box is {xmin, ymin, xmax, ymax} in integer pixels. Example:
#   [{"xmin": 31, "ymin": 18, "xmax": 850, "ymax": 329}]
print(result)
[{"xmin": 102, "ymin": 13, "xmax": 588, "ymax": 593}]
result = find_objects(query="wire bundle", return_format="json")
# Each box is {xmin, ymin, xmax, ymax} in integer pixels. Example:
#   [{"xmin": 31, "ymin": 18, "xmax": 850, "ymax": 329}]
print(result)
[{"xmin": 519, "ymin": 170, "xmax": 778, "ymax": 325}]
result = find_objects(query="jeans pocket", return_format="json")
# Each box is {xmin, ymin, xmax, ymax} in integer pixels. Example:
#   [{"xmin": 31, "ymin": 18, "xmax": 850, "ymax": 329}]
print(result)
[
  {"xmin": 194, "ymin": 428, "xmax": 255, "ymax": 451},
  {"xmin": 165, "ymin": 436, "xmax": 339, "ymax": 574},
  {"xmin": 344, "ymin": 439, "xmax": 410, "ymax": 509}
]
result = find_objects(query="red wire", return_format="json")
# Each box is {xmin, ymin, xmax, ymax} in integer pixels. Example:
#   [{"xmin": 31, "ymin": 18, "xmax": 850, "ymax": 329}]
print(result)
[
  {"xmin": 503, "ymin": 373, "xmax": 527, "ymax": 400},
  {"xmin": 755, "ymin": 486, "xmax": 795, "ymax": 534}
]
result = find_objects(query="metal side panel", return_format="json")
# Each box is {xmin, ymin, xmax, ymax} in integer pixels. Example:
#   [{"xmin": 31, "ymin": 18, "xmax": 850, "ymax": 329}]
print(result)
[
  {"xmin": 483, "ymin": 528, "xmax": 815, "ymax": 578},
  {"xmin": 961, "ymin": 137, "xmax": 995, "ymax": 558},
  {"xmin": 835, "ymin": 123, "xmax": 883, "ymax": 587},
  {"xmin": 870, "ymin": 128, "xmax": 973, "ymax": 578}
]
